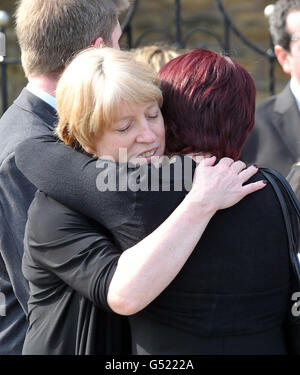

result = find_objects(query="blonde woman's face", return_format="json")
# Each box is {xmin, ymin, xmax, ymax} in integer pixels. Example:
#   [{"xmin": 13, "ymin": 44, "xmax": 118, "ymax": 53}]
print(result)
[{"xmin": 91, "ymin": 101, "xmax": 165, "ymax": 163}]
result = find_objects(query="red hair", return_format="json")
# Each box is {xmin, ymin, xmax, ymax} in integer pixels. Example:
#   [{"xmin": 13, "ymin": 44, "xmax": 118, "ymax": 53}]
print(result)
[{"xmin": 159, "ymin": 48, "xmax": 256, "ymax": 160}]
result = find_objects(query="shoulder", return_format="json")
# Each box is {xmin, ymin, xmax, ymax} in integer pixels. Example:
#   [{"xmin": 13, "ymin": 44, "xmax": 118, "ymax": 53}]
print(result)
[
  {"xmin": 24, "ymin": 191, "xmax": 118, "ymax": 283},
  {"xmin": 0, "ymin": 152, "xmax": 36, "ymax": 202},
  {"xmin": 0, "ymin": 150, "xmax": 36, "ymax": 195},
  {"xmin": 256, "ymin": 84, "xmax": 295, "ymax": 118},
  {"xmin": 26, "ymin": 191, "xmax": 112, "ymax": 246},
  {"xmin": 28, "ymin": 191, "xmax": 91, "ymax": 235},
  {"xmin": 244, "ymin": 169, "xmax": 298, "ymax": 220},
  {"xmin": 240, "ymin": 169, "xmax": 280, "ymax": 207},
  {"xmin": 0, "ymin": 120, "xmax": 51, "ymax": 166},
  {"xmin": 0, "ymin": 90, "xmax": 43, "ymax": 130},
  {"xmin": 0, "ymin": 90, "xmax": 56, "ymax": 160}
]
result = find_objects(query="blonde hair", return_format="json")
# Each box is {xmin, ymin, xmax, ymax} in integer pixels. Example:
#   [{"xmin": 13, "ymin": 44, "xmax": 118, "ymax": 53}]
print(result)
[
  {"xmin": 15, "ymin": 0, "xmax": 118, "ymax": 76},
  {"xmin": 56, "ymin": 47, "xmax": 163, "ymax": 150},
  {"xmin": 132, "ymin": 45, "xmax": 186, "ymax": 73}
]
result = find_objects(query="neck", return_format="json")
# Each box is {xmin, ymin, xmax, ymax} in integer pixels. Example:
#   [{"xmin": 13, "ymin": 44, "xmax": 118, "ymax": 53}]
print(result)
[{"xmin": 27, "ymin": 74, "xmax": 60, "ymax": 97}]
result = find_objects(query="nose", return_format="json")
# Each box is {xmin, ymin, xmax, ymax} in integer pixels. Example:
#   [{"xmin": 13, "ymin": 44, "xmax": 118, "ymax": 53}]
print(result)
[{"xmin": 136, "ymin": 121, "xmax": 157, "ymax": 144}]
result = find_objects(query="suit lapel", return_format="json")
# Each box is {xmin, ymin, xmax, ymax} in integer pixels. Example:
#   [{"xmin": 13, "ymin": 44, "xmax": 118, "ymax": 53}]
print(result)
[
  {"xmin": 13, "ymin": 88, "xmax": 58, "ymax": 130},
  {"xmin": 273, "ymin": 83, "xmax": 300, "ymax": 160}
]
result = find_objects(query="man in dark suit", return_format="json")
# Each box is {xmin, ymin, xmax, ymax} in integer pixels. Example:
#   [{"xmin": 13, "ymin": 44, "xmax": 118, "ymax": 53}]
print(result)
[
  {"xmin": 242, "ymin": 0, "xmax": 300, "ymax": 177},
  {"xmin": 0, "ymin": 0, "xmax": 124, "ymax": 354}
]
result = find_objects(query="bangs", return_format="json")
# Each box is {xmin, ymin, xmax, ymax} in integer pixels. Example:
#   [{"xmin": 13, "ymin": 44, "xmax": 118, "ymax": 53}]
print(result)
[
  {"xmin": 91, "ymin": 57, "xmax": 163, "ymax": 134},
  {"xmin": 55, "ymin": 47, "xmax": 163, "ymax": 150}
]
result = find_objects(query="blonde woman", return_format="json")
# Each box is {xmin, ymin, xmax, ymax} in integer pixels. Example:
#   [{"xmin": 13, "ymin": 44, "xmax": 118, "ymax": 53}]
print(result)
[{"xmin": 16, "ymin": 48, "xmax": 265, "ymax": 355}]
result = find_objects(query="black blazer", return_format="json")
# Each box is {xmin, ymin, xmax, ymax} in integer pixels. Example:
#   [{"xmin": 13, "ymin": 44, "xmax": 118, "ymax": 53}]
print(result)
[
  {"xmin": 0, "ymin": 88, "xmax": 57, "ymax": 354},
  {"xmin": 241, "ymin": 83, "xmax": 300, "ymax": 177}
]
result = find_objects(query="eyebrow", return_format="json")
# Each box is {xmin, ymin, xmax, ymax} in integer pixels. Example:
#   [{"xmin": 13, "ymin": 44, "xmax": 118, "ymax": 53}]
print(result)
[
  {"xmin": 116, "ymin": 103, "xmax": 158, "ymax": 122},
  {"xmin": 116, "ymin": 115, "xmax": 133, "ymax": 122},
  {"xmin": 146, "ymin": 103, "xmax": 158, "ymax": 110}
]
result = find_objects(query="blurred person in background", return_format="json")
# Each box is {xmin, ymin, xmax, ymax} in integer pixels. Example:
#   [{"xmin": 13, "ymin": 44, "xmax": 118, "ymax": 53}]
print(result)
[
  {"xmin": 132, "ymin": 44, "xmax": 185, "ymax": 73},
  {"xmin": 242, "ymin": 0, "xmax": 300, "ymax": 177}
]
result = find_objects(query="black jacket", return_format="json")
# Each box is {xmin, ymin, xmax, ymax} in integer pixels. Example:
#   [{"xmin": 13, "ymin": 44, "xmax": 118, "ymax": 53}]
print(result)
[{"xmin": 0, "ymin": 88, "xmax": 57, "ymax": 354}]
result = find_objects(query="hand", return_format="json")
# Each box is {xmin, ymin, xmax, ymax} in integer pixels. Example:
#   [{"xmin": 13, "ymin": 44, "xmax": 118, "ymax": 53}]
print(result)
[{"xmin": 187, "ymin": 156, "xmax": 266, "ymax": 212}]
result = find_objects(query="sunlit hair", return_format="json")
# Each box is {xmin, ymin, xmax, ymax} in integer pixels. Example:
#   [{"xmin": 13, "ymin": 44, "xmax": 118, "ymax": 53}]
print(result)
[
  {"xmin": 159, "ymin": 48, "xmax": 256, "ymax": 160},
  {"xmin": 15, "ymin": 0, "xmax": 118, "ymax": 76},
  {"xmin": 132, "ymin": 45, "xmax": 186, "ymax": 73},
  {"xmin": 56, "ymin": 47, "xmax": 163, "ymax": 150}
]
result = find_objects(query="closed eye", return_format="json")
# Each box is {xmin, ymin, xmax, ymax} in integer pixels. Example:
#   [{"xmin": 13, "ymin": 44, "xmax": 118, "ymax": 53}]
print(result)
[
  {"xmin": 147, "ymin": 113, "xmax": 159, "ymax": 119},
  {"xmin": 116, "ymin": 122, "xmax": 132, "ymax": 133}
]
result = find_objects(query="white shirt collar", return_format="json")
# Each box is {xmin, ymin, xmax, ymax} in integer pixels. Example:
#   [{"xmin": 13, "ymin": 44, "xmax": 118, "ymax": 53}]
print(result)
[
  {"xmin": 290, "ymin": 78, "xmax": 300, "ymax": 113},
  {"xmin": 26, "ymin": 82, "xmax": 57, "ymax": 110}
]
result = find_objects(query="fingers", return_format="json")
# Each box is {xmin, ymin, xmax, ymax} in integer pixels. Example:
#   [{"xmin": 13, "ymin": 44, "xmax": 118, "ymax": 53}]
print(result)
[
  {"xmin": 238, "ymin": 164, "xmax": 259, "ymax": 183},
  {"xmin": 241, "ymin": 180, "xmax": 267, "ymax": 197},
  {"xmin": 198, "ymin": 157, "xmax": 264, "ymax": 197},
  {"xmin": 215, "ymin": 157, "xmax": 234, "ymax": 167},
  {"xmin": 198, "ymin": 156, "xmax": 245, "ymax": 171},
  {"xmin": 230, "ymin": 160, "xmax": 247, "ymax": 174},
  {"xmin": 214, "ymin": 157, "xmax": 247, "ymax": 175},
  {"xmin": 200, "ymin": 155, "xmax": 216, "ymax": 166}
]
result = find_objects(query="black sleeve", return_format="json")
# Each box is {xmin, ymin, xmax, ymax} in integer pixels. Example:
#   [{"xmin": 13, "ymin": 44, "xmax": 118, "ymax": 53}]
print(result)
[
  {"xmin": 24, "ymin": 191, "xmax": 121, "ymax": 312},
  {"xmin": 15, "ymin": 135, "xmax": 193, "ymax": 230},
  {"xmin": 15, "ymin": 134, "xmax": 126, "ymax": 227}
]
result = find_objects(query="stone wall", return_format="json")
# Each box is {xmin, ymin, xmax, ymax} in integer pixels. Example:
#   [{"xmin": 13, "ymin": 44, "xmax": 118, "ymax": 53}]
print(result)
[{"xmin": 0, "ymin": 0, "xmax": 288, "ymax": 110}]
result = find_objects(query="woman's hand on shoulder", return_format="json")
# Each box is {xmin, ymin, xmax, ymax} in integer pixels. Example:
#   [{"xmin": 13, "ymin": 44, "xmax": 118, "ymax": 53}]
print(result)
[{"xmin": 187, "ymin": 156, "xmax": 266, "ymax": 213}]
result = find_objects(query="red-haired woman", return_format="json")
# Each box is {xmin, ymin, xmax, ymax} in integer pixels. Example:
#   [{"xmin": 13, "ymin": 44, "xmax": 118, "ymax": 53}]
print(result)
[
  {"xmin": 15, "ymin": 49, "xmax": 296, "ymax": 355},
  {"xmin": 160, "ymin": 49, "xmax": 256, "ymax": 160}
]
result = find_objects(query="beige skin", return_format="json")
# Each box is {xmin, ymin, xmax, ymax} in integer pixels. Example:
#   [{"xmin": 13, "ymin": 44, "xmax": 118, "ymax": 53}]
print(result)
[
  {"xmin": 84, "ymin": 101, "xmax": 166, "ymax": 162},
  {"xmin": 274, "ymin": 10, "xmax": 300, "ymax": 85},
  {"xmin": 84, "ymin": 99, "xmax": 266, "ymax": 315}
]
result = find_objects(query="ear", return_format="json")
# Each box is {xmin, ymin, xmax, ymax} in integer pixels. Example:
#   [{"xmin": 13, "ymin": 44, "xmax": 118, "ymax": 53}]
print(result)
[
  {"xmin": 274, "ymin": 45, "xmax": 292, "ymax": 75},
  {"xmin": 92, "ymin": 36, "xmax": 105, "ymax": 49}
]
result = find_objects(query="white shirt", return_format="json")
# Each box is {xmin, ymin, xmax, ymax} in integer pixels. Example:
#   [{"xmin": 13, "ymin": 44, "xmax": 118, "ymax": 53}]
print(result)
[
  {"xmin": 290, "ymin": 78, "xmax": 300, "ymax": 113},
  {"xmin": 26, "ymin": 82, "xmax": 57, "ymax": 110}
]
